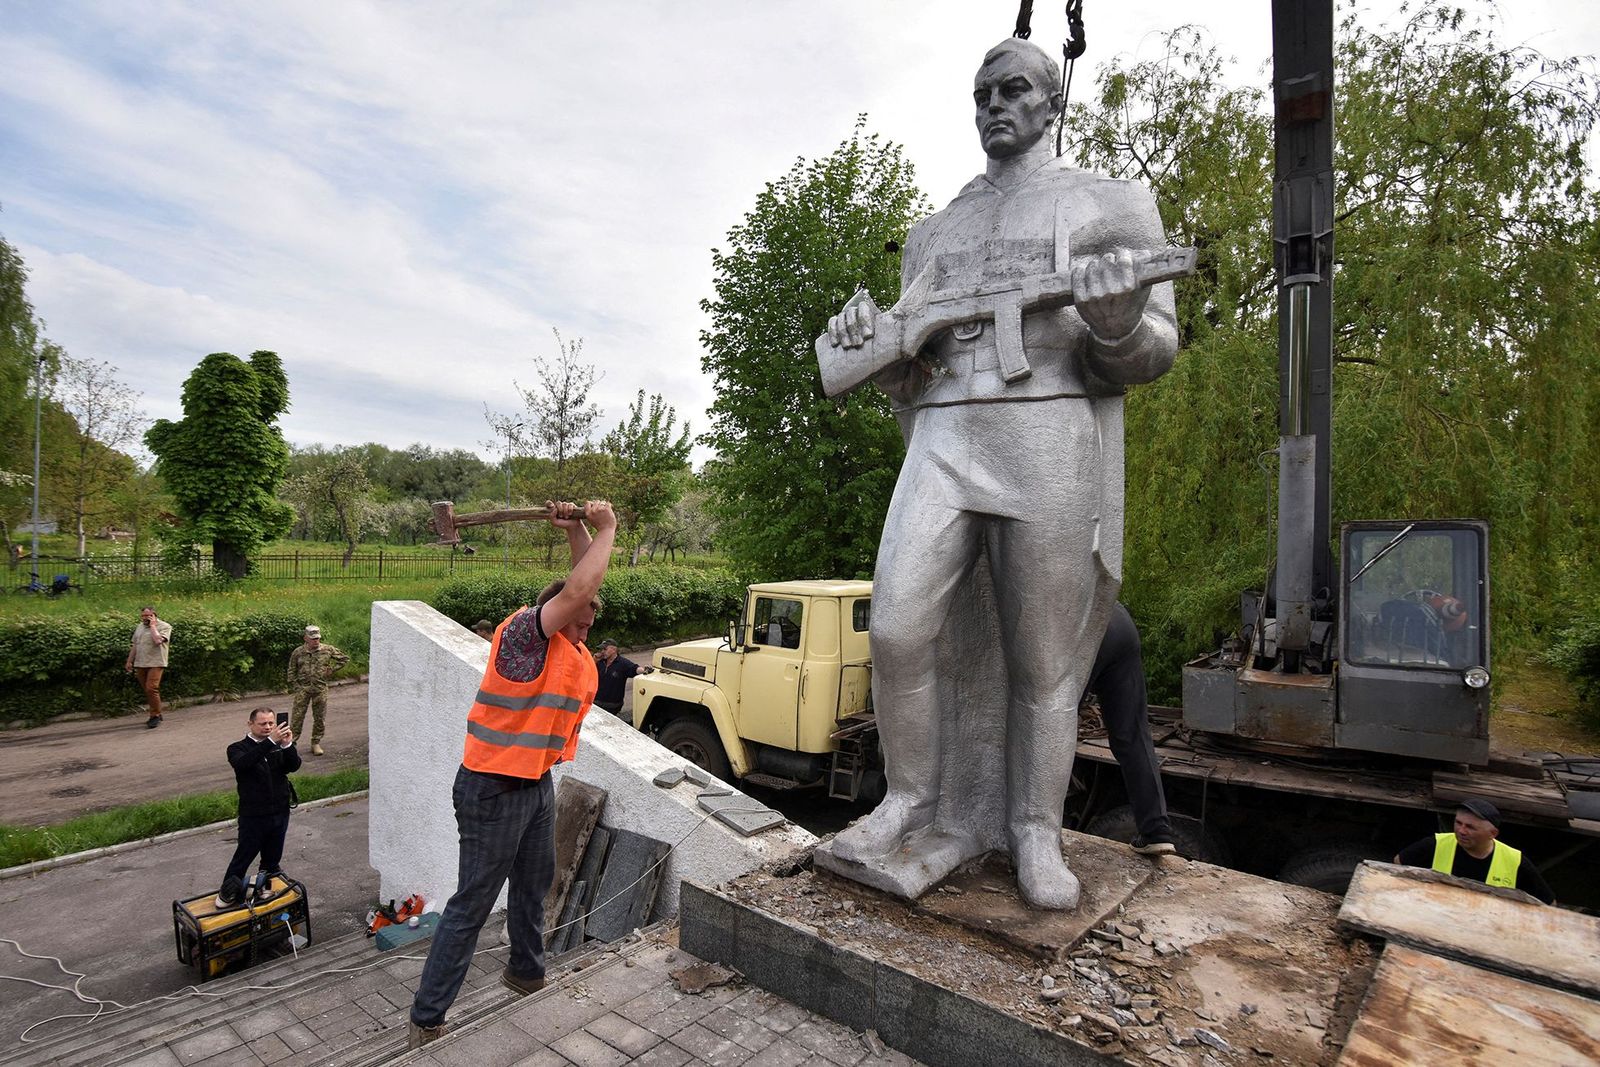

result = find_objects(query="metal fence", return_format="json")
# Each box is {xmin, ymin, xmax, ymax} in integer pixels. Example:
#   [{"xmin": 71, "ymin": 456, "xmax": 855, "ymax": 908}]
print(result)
[{"xmin": 14, "ymin": 550, "xmax": 565, "ymax": 587}]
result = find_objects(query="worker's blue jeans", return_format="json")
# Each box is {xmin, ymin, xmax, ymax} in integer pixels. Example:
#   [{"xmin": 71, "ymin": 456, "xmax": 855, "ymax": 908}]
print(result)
[{"xmin": 411, "ymin": 765, "xmax": 555, "ymax": 1028}]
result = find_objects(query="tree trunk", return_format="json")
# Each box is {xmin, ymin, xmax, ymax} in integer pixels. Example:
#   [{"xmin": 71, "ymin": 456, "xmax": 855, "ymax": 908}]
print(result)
[{"xmin": 214, "ymin": 541, "xmax": 248, "ymax": 579}]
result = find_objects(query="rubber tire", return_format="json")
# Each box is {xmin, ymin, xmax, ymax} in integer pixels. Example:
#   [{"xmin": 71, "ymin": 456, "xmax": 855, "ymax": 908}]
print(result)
[
  {"xmin": 1083, "ymin": 805, "xmax": 1233, "ymax": 866},
  {"xmin": 657, "ymin": 715, "xmax": 732, "ymax": 782},
  {"xmin": 1277, "ymin": 846, "xmax": 1380, "ymax": 895}
]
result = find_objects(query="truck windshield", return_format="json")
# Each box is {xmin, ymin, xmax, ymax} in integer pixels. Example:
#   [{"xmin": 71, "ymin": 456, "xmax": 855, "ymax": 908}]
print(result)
[{"xmin": 1345, "ymin": 527, "xmax": 1484, "ymax": 670}]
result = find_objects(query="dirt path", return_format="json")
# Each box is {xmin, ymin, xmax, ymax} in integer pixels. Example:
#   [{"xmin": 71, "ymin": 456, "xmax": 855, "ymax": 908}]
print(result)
[{"xmin": 0, "ymin": 684, "xmax": 370, "ymax": 827}]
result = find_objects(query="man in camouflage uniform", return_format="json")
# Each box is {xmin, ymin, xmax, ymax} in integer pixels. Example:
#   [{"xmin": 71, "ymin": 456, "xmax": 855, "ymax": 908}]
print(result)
[{"xmin": 287, "ymin": 625, "xmax": 348, "ymax": 756}]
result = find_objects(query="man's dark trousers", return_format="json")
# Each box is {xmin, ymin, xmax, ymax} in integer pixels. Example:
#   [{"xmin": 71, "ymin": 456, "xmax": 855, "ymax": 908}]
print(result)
[
  {"xmin": 412, "ymin": 766, "xmax": 556, "ymax": 1028},
  {"xmin": 1088, "ymin": 603, "xmax": 1171, "ymax": 840},
  {"xmin": 224, "ymin": 813, "xmax": 290, "ymax": 882}
]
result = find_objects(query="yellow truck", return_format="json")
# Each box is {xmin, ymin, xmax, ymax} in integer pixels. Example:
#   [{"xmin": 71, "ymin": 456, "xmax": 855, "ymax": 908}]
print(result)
[{"xmin": 630, "ymin": 580, "xmax": 883, "ymax": 800}]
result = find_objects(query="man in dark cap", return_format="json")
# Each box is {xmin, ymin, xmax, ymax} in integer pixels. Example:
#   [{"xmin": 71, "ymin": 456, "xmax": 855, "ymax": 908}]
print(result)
[
  {"xmin": 593, "ymin": 638, "xmax": 650, "ymax": 720},
  {"xmin": 1394, "ymin": 799, "xmax": 1554, "ymax": 903}
]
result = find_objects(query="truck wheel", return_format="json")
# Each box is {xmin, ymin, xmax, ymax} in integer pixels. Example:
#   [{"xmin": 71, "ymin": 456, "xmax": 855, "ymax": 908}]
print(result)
[
  {"xmin": 658, "ymin": 716, "xmax": 732, "ymax": 782},
  {"xmin": 1083, "ymin": 805, "xmax": 1232, "ymax": 866},
  {"xmin": 1277, "ymin": 846, "xmax": 1379, "ymax": 895}
]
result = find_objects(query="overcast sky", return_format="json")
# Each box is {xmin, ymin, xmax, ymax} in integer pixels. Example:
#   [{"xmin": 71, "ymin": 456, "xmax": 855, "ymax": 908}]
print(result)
[{"xmin": 3, "ymin": 1, "xmax": 1595, "ymax": 465}]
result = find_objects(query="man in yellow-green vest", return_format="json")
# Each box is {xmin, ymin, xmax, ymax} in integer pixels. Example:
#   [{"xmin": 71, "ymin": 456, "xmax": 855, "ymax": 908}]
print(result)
[{"xmin": 1394, "ymin": 798, "xmax": 1554, "ymax": 903}]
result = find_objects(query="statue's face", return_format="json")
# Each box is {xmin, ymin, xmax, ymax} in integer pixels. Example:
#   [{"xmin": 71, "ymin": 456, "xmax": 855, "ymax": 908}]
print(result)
[{"xmin": 973, "ymin": 51, "xmax": 1056, "ymax": 159}]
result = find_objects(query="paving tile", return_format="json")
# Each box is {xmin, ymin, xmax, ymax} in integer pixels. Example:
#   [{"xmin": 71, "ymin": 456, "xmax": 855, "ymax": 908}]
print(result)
[
  {"xmin": 505, "ymin": 989, "xmax": 612, "ymax": 1044},
  {"xmin": 756, "ymin": 1000, "xmax": 812, "ymax": 1035},
  {"xmin": 378, "ymin": 984, "xmax": 417, "ymax": 1012},
  {"xmin": 172, "ymin": 1025, "xmax": 244, "ymax": 1065},
  {"xmin": 584, "ymin": 1011, "xmax": 662, "ymax": 1057},
  {"xmin": 382, "ymin": 954, "xmax": 428, "ymax": 981},
  {"xmin": 192, "ymin": 1044, "xmax": 265, "ymax": 1067},
  {"xmin": 615, "ymin": 985, "xmax": 685, "ymax": 1025},
  {"xmin": 754, "ymin": 1039, "xmax": 819, "ymax": 1067},
  {"xmin": 787, "ymin": 1019, "xmax": 867, "ymax": 1067},
  {"xmin": 627, "ymin": 1041, "xmax": 693, "ymax": 1067},
  {"xmin": 429, "ymin": 1016, "xmax": 546, "ymax": 1067},
  {"xmin": 232, "ymin": 1004, "xmax": 301, "ymax": 1043},
  {"xmin": 508, "ymin": 1049, "xmax": 573, "ymax": 1067},
  {"xmin": 699, "ymin": 1006, "xmax": 778, "ymax": 1054},
  {"xmin": 115, "ymin": 1049, "xmax": 184, "ymax": 1067},
  {"xmin": 639, "ymin": 994, "xmax": 712, "ymax": 1039},
  {"xmin": 669, "ymin": 1022, "xmax": 753, "ymax": 1067},
  {"xmin": 244, "ymin": 1032, "xmax": 293, "ymax": 1065},
  {"xmin": 724, "ymin": 988, "xmax": 782, "ymax": 1020},
  {"xmin": 274, "ymin": 1022, "xmax": 318, "ymax": 1052},
  {"xmin": 861, "ymin": 1046, "xmax": 917, "ymax": 1066},
  {"xmin": 302, "ymin": 999, "xmax": 366, "ymax": 1032},
  {"xmin": 549, "ymin": 1029, "xmax": 631, "ymax": 1067}
]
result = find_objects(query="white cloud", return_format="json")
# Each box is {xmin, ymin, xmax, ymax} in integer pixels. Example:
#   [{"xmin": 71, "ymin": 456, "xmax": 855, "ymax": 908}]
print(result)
[{"xmin": 2, "ymin": 0, "xmax": 1594, "ymax": 463}]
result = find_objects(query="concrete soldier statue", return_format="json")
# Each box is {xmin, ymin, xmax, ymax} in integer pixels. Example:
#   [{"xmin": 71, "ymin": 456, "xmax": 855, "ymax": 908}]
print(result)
[{"xmin": 813, "ymin": 38, "xmax": 1183, "ymax": 909}]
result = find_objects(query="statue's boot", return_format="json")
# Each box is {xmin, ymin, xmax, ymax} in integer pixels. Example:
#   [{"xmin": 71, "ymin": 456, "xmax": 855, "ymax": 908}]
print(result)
[
  {"xmin": 828, "ymin": 793, "xmax": 935, "ymax": 862},
  {"xmin": 1012, "ymin": 824, "xmax": 1080, "ymax": 910}
]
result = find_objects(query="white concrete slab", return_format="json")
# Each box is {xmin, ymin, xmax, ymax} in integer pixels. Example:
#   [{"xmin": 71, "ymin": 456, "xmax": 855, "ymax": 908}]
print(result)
[{"xmin": 368, "ymin": 600, "xmax": 814, "ymax": 920}]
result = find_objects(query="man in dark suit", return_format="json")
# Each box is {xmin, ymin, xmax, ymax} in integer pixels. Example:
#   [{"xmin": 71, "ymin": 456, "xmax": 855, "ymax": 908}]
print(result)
[{"xmin": 217, "ymin": 707, "xmax": 300, "ymax": 907}]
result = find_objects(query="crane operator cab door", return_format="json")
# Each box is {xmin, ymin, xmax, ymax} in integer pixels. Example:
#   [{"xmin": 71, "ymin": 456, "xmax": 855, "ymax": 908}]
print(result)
[{"xmin": 1337, "ymin": 519, "xmax": 1491, "ymax": 765}]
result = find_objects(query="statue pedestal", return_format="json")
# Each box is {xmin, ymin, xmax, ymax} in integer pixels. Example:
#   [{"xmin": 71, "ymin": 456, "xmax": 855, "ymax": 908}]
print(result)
[{"xmin": 680, "ymin": 830, "xmax": 1354, "ymax": 1067}]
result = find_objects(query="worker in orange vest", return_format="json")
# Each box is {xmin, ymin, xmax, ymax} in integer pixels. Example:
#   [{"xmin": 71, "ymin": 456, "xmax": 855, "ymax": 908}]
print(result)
[{"xmin": 409, "ymin": 499, "xmax": 616, "ymax": 1049}]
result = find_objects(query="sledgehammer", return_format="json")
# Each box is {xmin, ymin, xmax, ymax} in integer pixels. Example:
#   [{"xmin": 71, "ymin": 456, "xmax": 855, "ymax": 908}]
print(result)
[{"xmin": 428, "ymin": 500, "xmax": 590, "ymax": 548}]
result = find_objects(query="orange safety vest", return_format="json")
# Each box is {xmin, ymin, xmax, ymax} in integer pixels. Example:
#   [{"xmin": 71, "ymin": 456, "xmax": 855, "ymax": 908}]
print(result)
[{"xmin": 462, "ymin": 608, "xmax": 598, "ymax": 779}]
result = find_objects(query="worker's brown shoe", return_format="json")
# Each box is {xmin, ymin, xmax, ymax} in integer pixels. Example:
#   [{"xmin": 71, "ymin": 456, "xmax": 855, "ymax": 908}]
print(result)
[
  {"xmin": 406, "ymin": 1020, "xmax": 447, "ymax": 1050},
  {"xmin": 312, "ymin": 743, "xmax": 325, "ymax": 756},
  {"xmin": 500, "ymin": 967, "xmax": 546, "ymax": 996}
]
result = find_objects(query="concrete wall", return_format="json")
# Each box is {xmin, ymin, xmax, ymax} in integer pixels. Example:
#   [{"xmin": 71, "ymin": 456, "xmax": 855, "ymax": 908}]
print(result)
[{"xmin": 368, "ymin": 600, "xmax": 814, "ymax": 919}]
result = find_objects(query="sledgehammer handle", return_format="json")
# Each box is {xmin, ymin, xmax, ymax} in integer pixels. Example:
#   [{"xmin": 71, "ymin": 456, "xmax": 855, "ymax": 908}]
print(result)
[{"xmin": 453, "ymin": 506, "xmax": 589, "ymax": 528}]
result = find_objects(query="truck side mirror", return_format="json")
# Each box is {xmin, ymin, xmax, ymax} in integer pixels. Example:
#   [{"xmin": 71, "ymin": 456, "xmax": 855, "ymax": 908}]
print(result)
[{"xmin": 726, "ymin": 620, "xmax": 746, "ymax": 649}]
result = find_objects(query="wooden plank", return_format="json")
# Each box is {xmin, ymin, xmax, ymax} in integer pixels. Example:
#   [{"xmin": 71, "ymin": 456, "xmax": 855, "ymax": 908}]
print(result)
[
  {"xmin": 1077, "ymin": 736, "xmax": 1435, "ymax": 809},
  {"xmin": 1338, "ymin": 862, "xmax": 1600, "ymax": 997},
  {"xmin": 1338, "ymin": 945, "xmax": 1600, "ymax": 1066},
  {"xmin": 541, "ymin": 777, "xmax": 607, "ymax": 948},
  {"xmin": 1433, "ymin": 770, "xmax": 1570, "ymax": 819}
]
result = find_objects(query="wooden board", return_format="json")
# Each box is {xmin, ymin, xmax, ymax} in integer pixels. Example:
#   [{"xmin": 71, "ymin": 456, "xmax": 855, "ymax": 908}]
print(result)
[
  {"xmin": 1338, "ymin": 862, "xmax": 1600, "ymax": 997},
  {"xmin": 1339, "ymin": 945, "xmax": 1600, "ymax": 1066},
  {"xmin": 542, "ymin": 777, "xmax": 607, "ymax": 947},
  {"xmin": 1076, "ymin": 736, "xmax": 1435, "ymax": 809},
  {"xmin": 1433, "ymin": 770, "xmax": 1571, "ymax": 820}
]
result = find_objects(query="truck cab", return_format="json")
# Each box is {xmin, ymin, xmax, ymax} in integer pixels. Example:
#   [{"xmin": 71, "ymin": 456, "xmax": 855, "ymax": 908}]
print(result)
[{"xmin": 631, "ymin": 580, "xmax": 880, "ymax": 797}]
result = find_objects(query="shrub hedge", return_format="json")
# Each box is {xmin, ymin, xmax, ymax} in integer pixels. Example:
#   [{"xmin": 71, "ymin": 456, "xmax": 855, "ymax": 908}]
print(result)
[
  {"xmin": 0, "ymin": 609, "xmax": 310, "ymax": 726},
  {"xmin": 0, "ymin": 565, "xmax": 743, "ymax": 726},
  {"xmin": 430, "ymin": 566, "xmax": 745, "ymax": 646}
]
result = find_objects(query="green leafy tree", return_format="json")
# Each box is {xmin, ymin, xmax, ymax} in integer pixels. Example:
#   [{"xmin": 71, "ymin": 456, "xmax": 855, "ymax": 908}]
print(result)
[
  {"xmin": 44, "ymin": 356, "xmax": 147, "ymax": 555},
  {"xmin": 1067, "ymin": 4, "xmax": 1600, "ymax": 695},
  {"xmin": 0, "ymin": 226, "xmax": 63, "ymax": 552},
  {"xmin": 599, "ymin": 390, "xmax": 692, "ymax": 561},
  {"xmin": 145, "ymin": 351, "xmax": 295, "ymax": 577},
  {"xmin": 699, "ymin": 118, "xmax": 929, "ymax": 578},
  {"xmin": 282, "ymin": 452, "xmax": 375, "ymax": 565}
]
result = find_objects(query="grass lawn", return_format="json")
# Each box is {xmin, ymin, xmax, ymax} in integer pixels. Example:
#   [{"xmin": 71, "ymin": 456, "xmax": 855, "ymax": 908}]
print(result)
[{"xmin": 0, "ymin": 766, "xmax": 369, "ymax": 869}]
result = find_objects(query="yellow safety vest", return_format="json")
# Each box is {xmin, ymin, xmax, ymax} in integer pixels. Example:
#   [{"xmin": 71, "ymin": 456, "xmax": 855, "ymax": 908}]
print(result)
[{"xmin": 1432, "ymin": 833, "xmax": 1521, "ymax": 888}]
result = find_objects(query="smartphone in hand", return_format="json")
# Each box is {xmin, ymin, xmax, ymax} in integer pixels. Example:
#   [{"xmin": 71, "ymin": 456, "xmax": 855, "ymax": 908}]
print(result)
[{"xmin": 275, "ymin": 711, "xmax": 290, "ymax": 728}]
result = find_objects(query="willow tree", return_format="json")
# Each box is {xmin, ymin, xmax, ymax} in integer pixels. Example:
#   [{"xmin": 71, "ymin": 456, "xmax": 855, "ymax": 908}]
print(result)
[
  {"xmin": 699, "ymin": 119, "xmax": 930, "ymax": 579},
  {"xmin": 1067, "ymin": 3, "xmax": 1600, "ymax": 694},
  {"xmin": 146, "ymin": 351, "xmax": 294, "ymax": 577}
]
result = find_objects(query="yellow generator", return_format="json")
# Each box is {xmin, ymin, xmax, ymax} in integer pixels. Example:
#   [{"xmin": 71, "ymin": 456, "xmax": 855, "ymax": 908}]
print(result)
[{"xmin": 172, "ymin": 876, "xmax": 312, "ymax": 981}]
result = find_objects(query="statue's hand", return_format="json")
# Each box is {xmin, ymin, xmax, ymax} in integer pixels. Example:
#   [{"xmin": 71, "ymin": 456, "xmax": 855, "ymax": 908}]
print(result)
[
  {"xmin": 827, "ymin": 289, "xmax": 880, "ymax": 350},
  {"xmin": 1072, "ymin": 249, "xmax": 1149, "ymax": 342}
]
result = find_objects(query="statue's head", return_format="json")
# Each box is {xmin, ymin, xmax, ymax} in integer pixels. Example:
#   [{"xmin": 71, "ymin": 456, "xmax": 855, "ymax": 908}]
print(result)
[{"xmin": 974, "ymin": 38, "xmax": 1063, "ymax": 160}]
